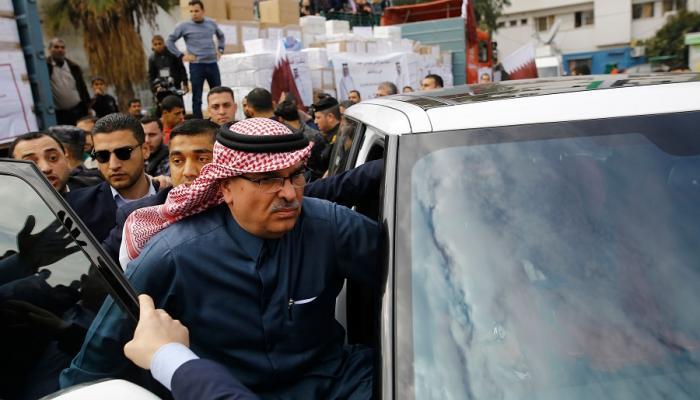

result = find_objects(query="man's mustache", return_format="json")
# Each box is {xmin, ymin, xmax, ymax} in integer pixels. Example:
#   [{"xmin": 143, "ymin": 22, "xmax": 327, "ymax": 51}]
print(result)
[{"xmin": 270, "ymin": 199, "xmax": 300, "ymax": 212}]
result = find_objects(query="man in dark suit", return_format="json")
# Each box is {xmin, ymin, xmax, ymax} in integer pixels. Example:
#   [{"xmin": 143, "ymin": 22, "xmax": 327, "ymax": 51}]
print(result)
[
  {"xmin": 9, "ymin": 131, "xmax": 99, "ymax": 194},
  {"xmin": 67, "ymin": 113, "xmax": 159, "ymax": 242},
  {"xmin": 125, "ymin": 294, "xmax": 258, "ymax": 400},
  {"xmin": 103, "ymin": 117, "xmax": 383, "ymax": 265},
  {"xmin": 102, "ymin": 119, "xmax": 218, "ymax": 261}
]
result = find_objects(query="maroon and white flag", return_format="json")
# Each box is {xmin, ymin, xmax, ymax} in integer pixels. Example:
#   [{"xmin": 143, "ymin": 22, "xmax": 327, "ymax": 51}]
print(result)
[
  {"xmin": 271, "ymin": 40, "xmax": 304, "ymax": 107},
  {"xmin": 501, "ymin": 43, "xmax": 538, "ymax": 80}
]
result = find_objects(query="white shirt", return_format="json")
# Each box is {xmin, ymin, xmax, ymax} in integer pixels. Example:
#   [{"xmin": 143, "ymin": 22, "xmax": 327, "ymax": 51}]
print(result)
[
  {"xmin": 110, "ymin": 178, "xmax": 157, "ymax": 209},
  {"xmin": 49, "ymin": 60, "xmax": 82, "ymax": 110}
]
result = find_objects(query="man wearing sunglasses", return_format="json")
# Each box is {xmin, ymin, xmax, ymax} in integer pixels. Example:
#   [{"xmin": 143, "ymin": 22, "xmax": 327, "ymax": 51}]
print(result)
[
  {"xmin": 62, "ymin": 118, "xmax": 379, "ymax": 399},
  {"xmin": 66, "ymin": 113, "xmax": 158, "ymax": 242}
]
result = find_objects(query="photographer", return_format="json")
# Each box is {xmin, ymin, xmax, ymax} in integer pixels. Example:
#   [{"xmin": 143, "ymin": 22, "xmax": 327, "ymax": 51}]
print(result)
[{"xmin": 148, "ymin": 35, "xmax": 188, "ymax": 100}]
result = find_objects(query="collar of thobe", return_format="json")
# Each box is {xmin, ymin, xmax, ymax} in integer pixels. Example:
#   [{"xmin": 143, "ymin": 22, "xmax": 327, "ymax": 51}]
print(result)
[{"xmin": 223, "ymin": 209, "xmax": 267, "ymax": 261}]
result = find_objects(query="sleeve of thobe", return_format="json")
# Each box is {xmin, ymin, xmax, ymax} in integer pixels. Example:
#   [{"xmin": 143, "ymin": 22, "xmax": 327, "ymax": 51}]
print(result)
[
  {"xmin": 59, "ymin": 240, "xmax": 179, "ymax": 389},
  {"xmin": 332, "ymin": 203, "xmax": 380, "ymax": 287}
]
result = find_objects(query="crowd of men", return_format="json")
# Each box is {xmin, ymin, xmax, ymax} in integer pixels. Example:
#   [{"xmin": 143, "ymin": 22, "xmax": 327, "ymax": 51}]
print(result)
[{"xmin": 5, "ymin": 1, "xmax": 446, "ymax": 398}]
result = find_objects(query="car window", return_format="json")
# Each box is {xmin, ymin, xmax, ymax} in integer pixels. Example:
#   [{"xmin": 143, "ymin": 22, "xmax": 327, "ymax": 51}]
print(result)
[
  {"xmin": 327, "ymin": 117, "xmax": 361, "ymax": 176},
  {"xmin": 0, "ymin": 171, "xmax": 125, "ymax": 399},
  {"xmin": 394, "ymin": 112, "xmax": 700, "ymax": 399}
]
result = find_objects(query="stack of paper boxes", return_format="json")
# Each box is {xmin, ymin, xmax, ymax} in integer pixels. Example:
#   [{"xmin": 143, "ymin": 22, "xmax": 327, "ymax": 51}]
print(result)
[
  {"xmin": 219, "ymin": 53, "xmax": 277, "ymax": 120},
  {"xmin": 300, "ymin": 16, "xmax": 326, "ymax": 48},
  {"xmin": 303, "ymin": 48, "xmax": 335, "ymax": 98},
  {"xmin": 258, "ymin": 0, "xmax": 301, "ymax": 43}
]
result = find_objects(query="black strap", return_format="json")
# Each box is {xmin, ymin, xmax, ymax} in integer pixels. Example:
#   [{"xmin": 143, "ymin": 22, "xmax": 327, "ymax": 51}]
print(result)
[{"xmin": 217, "ymin": 125, "xmax": 309, "ymax": 153}]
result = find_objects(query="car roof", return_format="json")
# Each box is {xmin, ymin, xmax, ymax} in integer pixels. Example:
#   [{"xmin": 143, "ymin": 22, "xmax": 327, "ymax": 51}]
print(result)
[{"xmin": 344, "ymin": 73, "xmax": 700, "ymax": 135}]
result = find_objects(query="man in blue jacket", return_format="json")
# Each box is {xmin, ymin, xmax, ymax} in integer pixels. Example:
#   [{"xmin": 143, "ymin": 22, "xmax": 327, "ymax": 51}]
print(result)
[
  {"xmin": 61, "ymin": 118, "xmax": 378, "ymax": 399},
  {"xmin": 125, "ymin": 294, "xmax": 258, "ymax": 400},
  {"xmin": 66, "ymin": 113, "xmax": 158, "ymax": 242}
]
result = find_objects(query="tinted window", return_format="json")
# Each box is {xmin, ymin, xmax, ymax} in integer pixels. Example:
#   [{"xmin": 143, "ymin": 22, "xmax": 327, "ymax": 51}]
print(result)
[
  {"xmin": 395, "ymin": 113, "xmax": 700, "ymax": 399},
  {"xmin": 327, "ymin": 117, "xmax": 361, "ymax": 176},
  {"xmin": 0, "ymin": 173, "xmax": 114, "ymax": 399}
]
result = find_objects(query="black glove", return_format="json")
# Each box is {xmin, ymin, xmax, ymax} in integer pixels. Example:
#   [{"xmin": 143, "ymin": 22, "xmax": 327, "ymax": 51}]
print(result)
[{"xmin": 16, "ymin": 212, "xmax": 85, "ymax": 270}]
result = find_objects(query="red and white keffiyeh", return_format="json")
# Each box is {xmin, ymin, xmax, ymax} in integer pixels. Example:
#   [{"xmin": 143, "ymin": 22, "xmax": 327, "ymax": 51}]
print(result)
[{"xmin": 123, "ymin": 118, "xmax": 313, "ymax": 262}]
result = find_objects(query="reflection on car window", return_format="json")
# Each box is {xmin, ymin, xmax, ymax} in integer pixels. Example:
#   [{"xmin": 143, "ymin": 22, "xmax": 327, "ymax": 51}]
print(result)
[
  {"xmin": 327, "ymin": 118, "xmax": 359, "ymax": 176},
  {"xmin": 0, "ymin": 174, "xmax": 111, "ymax": 399},
  {"xmin": 408, "ymin": 130, "xmax": 700, "ymax": 399}
]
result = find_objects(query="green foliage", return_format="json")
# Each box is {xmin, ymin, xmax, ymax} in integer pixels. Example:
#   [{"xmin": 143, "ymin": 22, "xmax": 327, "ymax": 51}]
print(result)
[
  {"xmin": 474, "ymin": 0, "xmax": 510, "ymax": 33},
  {"xmin": 645, "ymin": 10, "xmax": 700, "ymax": 65},
  {"xmin": 42, "ymin": 0, "xmax": 172, "ymax": 107}
]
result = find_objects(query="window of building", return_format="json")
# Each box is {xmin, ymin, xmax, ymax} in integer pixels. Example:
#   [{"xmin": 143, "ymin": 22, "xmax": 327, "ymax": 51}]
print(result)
[
  {"xmin": 521, "ymin": 18, "xmax": 528, "ymax": 25},
  {"xmin": 663, "ymin": 0, "xmax": 686, "ymax": 12},
  {"xmin": 536, "ymin": 15, "xmax": 555, "ymax": 32},
  {"xmin": 575, "ymin": 10, "xmax": 594, "ymax": 27},
  {"xmin": 632, "ymin": 2, "xmax": 655, "ymax": 19},
  {"xmin": 497, "ymin": 21, "xmax": 505, "ymax": 28},
  {"xmin": 509, "ymin": 20, "xmax": 517, "ymax": 27}
]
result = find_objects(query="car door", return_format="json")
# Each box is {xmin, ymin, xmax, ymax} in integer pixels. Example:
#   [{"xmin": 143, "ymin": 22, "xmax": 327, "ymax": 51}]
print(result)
[{"xmin": 0, "ymin": 159, "xmax": 138, "ymax": 399}]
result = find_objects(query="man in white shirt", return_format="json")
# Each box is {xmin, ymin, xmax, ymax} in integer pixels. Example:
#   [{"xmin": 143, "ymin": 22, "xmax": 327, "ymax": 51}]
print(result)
[{"xmin": 46, "ymin": 38, "xmax": 91, "ymax": 125}]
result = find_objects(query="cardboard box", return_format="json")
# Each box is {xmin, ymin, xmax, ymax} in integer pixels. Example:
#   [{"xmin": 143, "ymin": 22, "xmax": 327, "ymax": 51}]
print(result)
[
  {"xmin": 181, "ymin": 0, "xmax": 227, "ymax": 20},
  {"xmin": 302, "ymin": 48, "xmax": 328, "ymax": 68},
  {"xmin": 244, "ymin": 38, "xmax": 279, "ymax": 54},
  {"xmin": 225, "ymin": 0, "xmax": 255, "ymax": 20},
  {"xmin": 218, "ymin": 20, "xmax": 260, "ymax": 53},
  {"xmin": 284, "ymin": 25, "xmax": 302, "ymax": 41},
  {"xmin": 259, "ymin": 0, "xmax": 299, "ymax": 25},
  {"xmin": 373, "ymin": 25, "xmax": 401, "ymax": 40},
  {"xmin": 325, "ymin": 40, "xmax": 366, "ymax": 54},
  {"xmin": 325, "ymin": 20, "xmax": 350, "ymax": 35},
  {"xmin": 220, "ymin": 52, "xmax": 275, "ymax": 72},
  {"xmin": 300, "ymin": 16, "xmax": 326, "ymax": 30},
  {"xmin": 352, "ymin": 26, "xmax": 373, "ymax": 39},
  {"xmin": 260, "ymin": 22, "xmax": 285, "ymax": 40}
]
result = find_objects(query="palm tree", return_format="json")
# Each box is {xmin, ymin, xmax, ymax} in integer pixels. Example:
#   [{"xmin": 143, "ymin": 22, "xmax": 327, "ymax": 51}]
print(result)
[{"xmin": 43, "ymin": 0, "xmax": 172, "ymax": 109}]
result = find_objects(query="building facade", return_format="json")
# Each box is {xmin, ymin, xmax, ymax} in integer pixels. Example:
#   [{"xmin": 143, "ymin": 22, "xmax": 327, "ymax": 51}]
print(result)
[{"xmin": 493, "ymin": 0, "xmax": 700, "ymax": 74}]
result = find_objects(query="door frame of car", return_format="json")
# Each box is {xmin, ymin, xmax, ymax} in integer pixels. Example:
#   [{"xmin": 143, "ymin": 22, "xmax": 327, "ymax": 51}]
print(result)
[{"xmin": 0, "ymin": 158, "xmax": 139, "ymax": 320}]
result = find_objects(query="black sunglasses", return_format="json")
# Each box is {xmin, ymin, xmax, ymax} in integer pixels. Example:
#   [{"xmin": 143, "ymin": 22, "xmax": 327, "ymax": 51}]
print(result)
[{"xmin": 91, "ymin": 145, "xmax": 141, "ymax": 164}]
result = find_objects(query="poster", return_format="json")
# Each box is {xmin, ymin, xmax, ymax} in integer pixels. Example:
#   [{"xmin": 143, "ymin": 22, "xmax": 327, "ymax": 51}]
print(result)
[
  {"xmin": 0, "ymin": 63, "xmax": 36, "ymax": 143},
  {"xmin": 288, "ymin": 51, "xmax": 313, "ymax": 107},
  {"xmin": 330, "ymin": 52, "xmax": 410, "ymax": 101}
]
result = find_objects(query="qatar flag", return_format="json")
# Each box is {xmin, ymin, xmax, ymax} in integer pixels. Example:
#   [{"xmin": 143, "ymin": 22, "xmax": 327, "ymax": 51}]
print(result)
[
  {"xmin": 271, "ymin": 39, "xmax": 304, "ymax": 107},
  {"xmin": 501, "ymin": 43, "xmax": 539, "ymax": 80}
]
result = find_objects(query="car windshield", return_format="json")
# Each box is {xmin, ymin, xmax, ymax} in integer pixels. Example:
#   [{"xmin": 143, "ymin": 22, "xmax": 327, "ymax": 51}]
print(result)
[{"xmin": 394, "ymin": 112, "xmax": 700, "ymax": 399}]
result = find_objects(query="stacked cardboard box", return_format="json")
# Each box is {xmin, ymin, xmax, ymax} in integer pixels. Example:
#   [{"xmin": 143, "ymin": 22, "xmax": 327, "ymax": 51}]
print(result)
[
  {"xmin": 302, "ymin": 48, "xmax": 334, "ymax": 95},
  {"xmin": 180, "ymin": 0, "xmax": 254, "ymax": 21},
  {"xmin": 325, "ymin": 20, "xmax": 350, "ymax": 36},
  {"xmin": 259, "ymin": 0, "xmax": 299, "ymax": 25},
  {"xmin": 225, "ymin": 0, "xmax": 255, "ymax": 21},
  {"xmin": 300, "ymin": 16, "xmax": 326, "ymax": 47},
  {"xmin": 219, "ymin": 53, "xmax": 275, "ymax": 90},
  {"xmin": 373, "ymin": 25, "xmax": 402, "ymax": 40},
  {"xmin": 219, "ymin": 20, "xmax": 261, "ymax": 53}
]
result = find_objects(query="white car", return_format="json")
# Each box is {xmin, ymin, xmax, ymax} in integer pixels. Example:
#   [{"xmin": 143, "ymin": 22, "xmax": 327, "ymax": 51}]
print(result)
[
  {"xmin": 334, "ymin": 73, "xmax": 700, "ymax": 399},
  {"xmin": 2, "ymin": 73, "xmax": 699, "ymax": 399}
]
